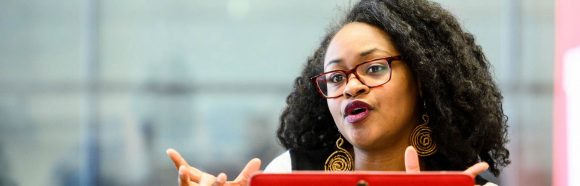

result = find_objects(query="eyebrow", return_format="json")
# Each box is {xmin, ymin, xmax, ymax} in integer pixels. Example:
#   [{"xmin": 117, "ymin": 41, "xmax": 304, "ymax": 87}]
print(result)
[
  {"xmin": 359, "ymin": 48, "xmax": 380, "ymax": 57},
  {"xmin": 325, "ymin": 48, "xmax": 386, "ymax": 68}
]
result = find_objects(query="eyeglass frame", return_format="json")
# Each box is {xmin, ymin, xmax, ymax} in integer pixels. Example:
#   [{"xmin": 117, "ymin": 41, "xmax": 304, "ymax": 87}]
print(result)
[{"xmin": 309, "ymin": 55, "xmax": 402, "ymax": 99}]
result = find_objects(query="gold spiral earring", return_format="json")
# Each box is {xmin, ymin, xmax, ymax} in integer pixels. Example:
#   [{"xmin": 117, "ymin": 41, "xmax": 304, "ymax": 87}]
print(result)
[
  {"xmin": 324, "ymin": 136, "xmax": 353, "ymax": 171},
  {"xmin": 410, "ymin": 114, "xmax": 437, "ymax": 156}
]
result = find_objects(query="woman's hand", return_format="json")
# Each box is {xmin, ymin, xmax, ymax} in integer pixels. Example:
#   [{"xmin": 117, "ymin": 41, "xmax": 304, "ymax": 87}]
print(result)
[
  {"xmin": 166, "ymin": 148, "xmax": 262, "ymax": 186},
  {"xmin": 404, "ymin": 146, "xmax": 489, "ymax": 177}
]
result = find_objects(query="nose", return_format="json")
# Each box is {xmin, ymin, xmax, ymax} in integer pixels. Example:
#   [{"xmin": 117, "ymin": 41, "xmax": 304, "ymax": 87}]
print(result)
[{"xmin": 343, "ymin": 74, "xmax": 370, "ymax": 98}]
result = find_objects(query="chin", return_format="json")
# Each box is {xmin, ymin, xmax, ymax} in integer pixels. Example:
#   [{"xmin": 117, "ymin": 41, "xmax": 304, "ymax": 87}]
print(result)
[{"xmin": 346, "ymin": 133, "xmax": 374, "ymax": 148}]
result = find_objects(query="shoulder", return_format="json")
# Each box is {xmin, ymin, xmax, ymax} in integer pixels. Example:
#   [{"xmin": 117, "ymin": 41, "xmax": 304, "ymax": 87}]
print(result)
[
  {"xmin": 263, "ymin": 150, "xmax": 292, "ymax": 173},
  {"xmin": 483, "ymin": 182, "xmax": 498, "ymax": 186},
  {"xmin": 263, "ymin": 148, "xmax": 333, "ymax": 172}
]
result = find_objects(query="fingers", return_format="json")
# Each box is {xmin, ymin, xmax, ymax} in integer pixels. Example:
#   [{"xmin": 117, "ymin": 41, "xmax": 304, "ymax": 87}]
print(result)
[
  {"xmin": 179, "ymin": 165, "xmax": 202, "ymax": 182},
  {"xmin": 179, "ymin": 166, "xmax": 194, "ymax": 186},
  {"xmin": 234, "ymin": 158, "xmax": 262, "ymax": 182},
  {"xmin": 167, "ymin": 148, "xmax": 190, "ymax": 170},
  {"xmin": 464, "ymin": 162, "xmax": 489, "ymax": 178},
  {"xmin": 404, "ymin": 146, "xmax": 489, "ymax": 178},
  {"xmin": 215, "ymin": 173, "xmax": 227, "ymax": 186},
  {"xmin": 402, "ymin": 146, "xmax": 489, "ymax": 178},
  {"xmin": 169, "ymin": 152, "xmax": 261, "ymax": 186},
  {"xmin": 199, "ymin": 172, "xmax": 217, "ymax": 186},
  {"xmin": 404, "ymin": 146, "xmax": 421, "ymax": 173},
  {"xmin": 167, "ymin": 148, "xmax": 204, "ymax": 182}
]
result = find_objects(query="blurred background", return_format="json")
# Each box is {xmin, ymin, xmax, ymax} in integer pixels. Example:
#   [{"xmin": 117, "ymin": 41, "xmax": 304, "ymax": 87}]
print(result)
[{"xmin": 0, "ymin": 0, "xmax": 553, "ymax": 185}]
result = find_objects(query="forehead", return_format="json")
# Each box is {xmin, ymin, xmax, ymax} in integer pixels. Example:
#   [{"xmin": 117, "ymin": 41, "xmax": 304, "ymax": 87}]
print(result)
[{"xmin": 324, "ymin": 22, "xmax": 398, "ymax": 65}]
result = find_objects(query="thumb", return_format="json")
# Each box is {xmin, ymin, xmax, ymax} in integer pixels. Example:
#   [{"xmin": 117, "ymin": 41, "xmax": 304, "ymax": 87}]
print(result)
[
  {"xmin": 234, "ymin": 158, "xmax": 262, "ymax": 182},
  {"xmin": 404, "ymin": 146, "xmax": 421, "ymax": 173},
  {"xmin": 464, "ymin": 162, "xmax": 489, "ymax": 178}
]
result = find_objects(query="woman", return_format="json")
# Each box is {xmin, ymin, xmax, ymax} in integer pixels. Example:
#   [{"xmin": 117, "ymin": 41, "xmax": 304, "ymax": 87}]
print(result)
[{"xmin": 167, "ymin": 0, "xmax": 510, "ymax": 185}]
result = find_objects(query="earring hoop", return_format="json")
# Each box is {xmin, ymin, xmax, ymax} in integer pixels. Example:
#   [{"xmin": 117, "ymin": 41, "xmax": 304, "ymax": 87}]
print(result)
[
  {"xmin": 324, "ymin": 136, "xmax": 354, "ymax": 171},
  {"xmin": 410, "ymin": 114, "xmax": 437, "ymax": 156}
]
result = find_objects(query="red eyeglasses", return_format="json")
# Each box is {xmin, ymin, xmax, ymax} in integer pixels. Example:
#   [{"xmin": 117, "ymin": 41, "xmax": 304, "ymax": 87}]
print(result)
[{"xmin": 310, "ymin": 55, "xmax": 402, "ymax": 98}]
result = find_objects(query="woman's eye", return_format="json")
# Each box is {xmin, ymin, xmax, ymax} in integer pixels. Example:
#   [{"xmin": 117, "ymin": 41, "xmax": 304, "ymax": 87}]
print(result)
[
  {"xmin": 366, "ymin": 65, "xmax": 387, "ymax": 74},
  {"xmin": 327, "ymin": 73, "xmax": 345, "ymax": 83}
]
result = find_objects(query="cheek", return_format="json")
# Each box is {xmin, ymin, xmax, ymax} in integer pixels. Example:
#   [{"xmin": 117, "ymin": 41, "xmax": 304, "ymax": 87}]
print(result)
[
  {"xmin": 374, "ymin": 79, "xmax": 419, "ymax": 126},
  {"xmin": 327, "ymin": 100, "xmax": 342, "ymax": 123}
]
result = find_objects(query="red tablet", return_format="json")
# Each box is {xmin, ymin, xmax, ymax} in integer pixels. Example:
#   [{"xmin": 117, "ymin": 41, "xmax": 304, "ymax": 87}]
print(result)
[{"xmin": 249, "ymin": 171, "xmax": 473, "ymax": 186}]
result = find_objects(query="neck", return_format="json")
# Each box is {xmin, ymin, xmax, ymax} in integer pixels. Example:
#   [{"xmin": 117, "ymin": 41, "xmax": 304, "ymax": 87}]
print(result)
[{"xmin": 352, "ymin": 143, "xmax": 408, "ymax": 171}]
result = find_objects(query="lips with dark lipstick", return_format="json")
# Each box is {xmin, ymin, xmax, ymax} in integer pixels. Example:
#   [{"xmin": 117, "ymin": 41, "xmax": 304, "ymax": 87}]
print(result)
[{"xmin": 344, "ymin": 100, "xmax": 372, "ymax": 124}]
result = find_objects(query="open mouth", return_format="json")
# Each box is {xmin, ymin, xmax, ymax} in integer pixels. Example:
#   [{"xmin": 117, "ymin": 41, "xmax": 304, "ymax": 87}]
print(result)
[
  {"xmin": 344, "ymin": 100, "xmax": 372, "ymax": 124},
  {"xmin": 350, "ymin": 107, "xmax": 368, "ymax": 115}
]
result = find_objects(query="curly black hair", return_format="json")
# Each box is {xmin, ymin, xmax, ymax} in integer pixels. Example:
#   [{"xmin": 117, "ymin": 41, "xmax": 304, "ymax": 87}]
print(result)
[{"xmin": 277, "ymin": 0, "xmax": 510, "ymax": 176}]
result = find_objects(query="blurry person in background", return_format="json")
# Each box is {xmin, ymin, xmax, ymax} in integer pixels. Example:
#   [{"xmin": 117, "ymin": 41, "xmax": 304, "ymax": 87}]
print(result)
[{"xmin": 167, "ymin": 0, "xmax": 510, "ymax": 185}]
